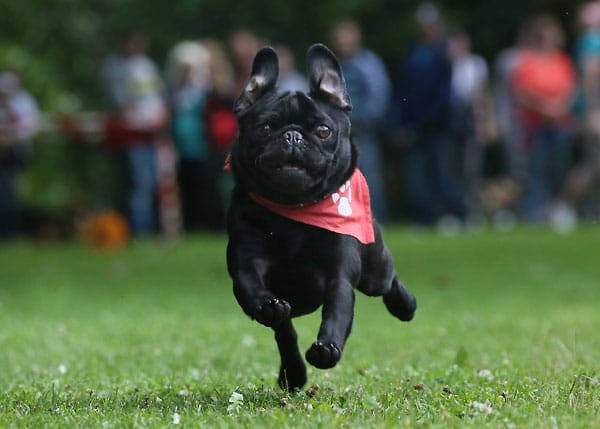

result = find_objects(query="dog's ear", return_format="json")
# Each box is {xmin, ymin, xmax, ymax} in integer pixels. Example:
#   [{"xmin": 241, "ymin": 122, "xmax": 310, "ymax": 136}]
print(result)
[
  {"xmin": 306, "ymin": 43, "xmax": 352, "ymax": 111},
  {"xmin": 234, "ymin": 46, "xmax": 279, "ymax": 113}
]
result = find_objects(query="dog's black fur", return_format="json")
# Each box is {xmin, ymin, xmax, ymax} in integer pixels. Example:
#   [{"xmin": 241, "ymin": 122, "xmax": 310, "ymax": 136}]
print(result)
[{"xmin": 226, "ymin": 44, "xmax": 416, "ymax": 391}]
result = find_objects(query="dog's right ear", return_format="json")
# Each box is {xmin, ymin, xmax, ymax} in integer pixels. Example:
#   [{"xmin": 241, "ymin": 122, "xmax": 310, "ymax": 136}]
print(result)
[{"xmin": 234, "ymin": 46, "xmax": 279, "ymax": 114}]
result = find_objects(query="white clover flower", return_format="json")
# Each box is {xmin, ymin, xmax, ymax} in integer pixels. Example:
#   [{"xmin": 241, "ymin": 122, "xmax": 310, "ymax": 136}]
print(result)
[
  {"xmin": 227, "ymin": 391, "xmax": 244, "ymax": 413},
  {"xmin": 172, "ymin": 412, "xmax": 181, "ymax": 425},
  {"xmin": 58, "ymin": 364, "xmax": 67, "ymax": 375},
  {"xmin": 470, "ymin": 400, "xmax": 494, "ymax": 415},
  {"xmin": 477, "ymin": 369, "xmax": 494, "ymax": 380}
]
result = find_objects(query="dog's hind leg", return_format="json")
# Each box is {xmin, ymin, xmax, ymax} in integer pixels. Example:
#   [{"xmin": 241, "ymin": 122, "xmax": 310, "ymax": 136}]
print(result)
[
  {"xmin": 357, "ymin": 236, "xmax": 416, "ymax": 321},
  {"xmin": 383, "ymin": 275, "xmax": 417, "ymax": 321},
  {"xmin": 275, "ymin": 319, "xmax": 307, "ymax": 391}
]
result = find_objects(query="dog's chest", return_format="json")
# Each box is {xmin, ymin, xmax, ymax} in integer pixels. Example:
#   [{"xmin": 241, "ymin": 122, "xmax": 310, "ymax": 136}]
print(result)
[
  {"xmin": 264, "ymin": 232, "xmax": 326, "ymax": 313},
  {"xmin": 266, "ymin": 227, "xmax": 317, "ymax": 266}
]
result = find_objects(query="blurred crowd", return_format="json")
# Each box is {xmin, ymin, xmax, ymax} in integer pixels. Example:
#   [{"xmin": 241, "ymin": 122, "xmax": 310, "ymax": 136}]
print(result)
[{"xmin": 2, "ymin": 1, "xmax": 600, "ymax": 242}]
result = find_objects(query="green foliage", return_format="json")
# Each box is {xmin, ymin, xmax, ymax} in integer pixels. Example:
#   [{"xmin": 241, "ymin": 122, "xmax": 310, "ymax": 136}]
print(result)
[
  {"xmin": 1, "ymin": 228, "xmax": 599, "ymax": 426},
  {"xmin": 17, "ymin": 138, "xmax": 120, "ymax": 213},
  {"xmin": 0, "ymin": 0, "xmax": 582, "ymax": 110},
  {"xmin": 0, "ymin": 43, "xmax": 72, "ymax": 111}
]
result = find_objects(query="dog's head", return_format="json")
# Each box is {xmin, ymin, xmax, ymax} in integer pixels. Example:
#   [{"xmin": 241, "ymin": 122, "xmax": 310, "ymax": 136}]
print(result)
[{"xmin": 230, "ymin": 44, "xmax": 357, "ymax": 205}]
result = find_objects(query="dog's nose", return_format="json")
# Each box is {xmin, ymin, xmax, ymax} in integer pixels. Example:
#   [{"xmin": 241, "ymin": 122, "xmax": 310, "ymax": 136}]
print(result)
[{"xmin": 284, "ymin": 130, "xmax": 303, "ymax": 145}]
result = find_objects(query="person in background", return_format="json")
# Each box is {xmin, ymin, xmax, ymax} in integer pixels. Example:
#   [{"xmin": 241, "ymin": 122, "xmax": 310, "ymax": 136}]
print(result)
[
  {"xmin": 485, "ymin": 23, "xmax": 537, "ymax": 228},
  {"xmin": 165, "ymin": 41, "xmax": 213, "ymax": 232},
  {"xmin": 550, "ymin": 1, "xmax": 600, "ymax": 228},
  {"xmin": 0, "ymin": 70, "xmax": 39, "ymax": 240},
  {"xmin": 447, "ymin": 30, "xmax": 495, "ymax": 221},
  {"xmin": 275, "ymin": 45, "xmax": 308, "ymax": 93},
  {"xmin": 510, "ymin": 16, "xmax": 577, "ymax": 223},
  {"xmin": 391, "ymin": 2, "xmax": 466, "ymax": 227},
  {"xmin": 493, "ymin": 23, "xmax": 535, "ymax": 182},
  {"xmin": 201, "ymin": 39, "xmax": 239, "ymax": 230},
  {"xmin": 331, "ymin": 18, "xmax": 392, "ymax": 223},
  {"xmin": 102, "ymin": 32, "xmax": 168, "ymax": 236}
]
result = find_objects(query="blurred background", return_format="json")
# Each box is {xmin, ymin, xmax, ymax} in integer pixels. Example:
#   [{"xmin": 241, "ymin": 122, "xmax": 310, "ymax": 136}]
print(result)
[{"xmin": 1, "ymin": 0, "xmax": 598, "ymax": 246}]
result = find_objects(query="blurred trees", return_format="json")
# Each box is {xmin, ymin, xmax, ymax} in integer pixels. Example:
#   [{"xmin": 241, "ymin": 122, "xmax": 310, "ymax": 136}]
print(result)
[{"xmin": 0, "ymin": 0, "xmax": 580, "ymax": 110}]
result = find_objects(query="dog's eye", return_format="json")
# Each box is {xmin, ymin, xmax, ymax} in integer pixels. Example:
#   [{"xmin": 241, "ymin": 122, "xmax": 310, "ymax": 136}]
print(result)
[
  {"xmin": 256, "ymin": 124, "xmax": 271, "ymax": 137},
  {"xmin": 316, "ymin": 125, "xmax": 331, "ymax": 139}
]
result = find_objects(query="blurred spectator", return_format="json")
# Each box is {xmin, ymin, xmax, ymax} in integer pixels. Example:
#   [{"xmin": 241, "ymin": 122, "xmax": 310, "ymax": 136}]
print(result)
[
  {"xmin": 447, "ymin": 30, "xmax": 495, "ymax": 220},
  {"xmin": 165, "ymin": 40, "xmax": 213, "ymax": 231},
  {"xmin": 493, "ymin": 23, "xmax": 535, "ymax": 180},
  {"xmin": 275, "ymin": 45, "xmax": 308, "ymax": 93},
  {"xmin": 101, "ymin": 32, "xmax": 168, "ymax": 236},
  {"xmin": 0, "ymin": 70, "xmax": 39, "ymax": 240},
  {"xmin": 202, "ymin": 39, "xmax": 238, "ymax": 160},
  {"xmin": 166, "ymin": 39, "xmax": 237, "ymax": 231},
  {"xmin": 331, "ymin": 18, "xmax": 392, "ymax": 222},
  {"xmin": 551, "ymin": 1, "xmax": 600, "ymax": 227},
  {"xmin": 511, "ymin": 16, "xmax": 577, "ymax": 223},
  {"xmin": 391, "ymin": 2, "xmax": 466, "ymax": 226},
  {"xmin": 204, "ymin": 40, "xmax": 238, "ymax": 229},
  {"xmin": 228, "ymin": 30, "xmax": 262, "ymax": 95}
]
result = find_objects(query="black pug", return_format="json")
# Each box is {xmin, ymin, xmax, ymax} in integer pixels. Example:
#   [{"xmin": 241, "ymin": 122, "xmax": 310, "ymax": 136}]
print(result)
[{"xmin": 226, "ymin": 43, "xmax": 416, "ymax": 391}]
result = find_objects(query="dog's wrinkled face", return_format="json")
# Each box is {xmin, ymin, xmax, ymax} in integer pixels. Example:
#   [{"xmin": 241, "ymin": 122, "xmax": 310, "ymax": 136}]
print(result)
[{"xmin": 231, "ymin": 44, "xmax": 357, "ymax": 205}]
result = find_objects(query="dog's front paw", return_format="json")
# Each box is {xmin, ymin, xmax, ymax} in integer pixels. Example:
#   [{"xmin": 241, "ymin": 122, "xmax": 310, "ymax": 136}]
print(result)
[
  {"xmin": 305, "ymin": 341, "xmax": 341, "ymax": 369},
  {"xmin": 255, "ymin": 298, "xmax": 291, "ymax": 328}
]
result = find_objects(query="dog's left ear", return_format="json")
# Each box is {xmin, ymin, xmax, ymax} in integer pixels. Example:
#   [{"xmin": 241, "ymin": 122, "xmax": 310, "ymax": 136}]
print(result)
[
  {"xmin": 307, "ymin": 44, "xmax": 352, "ymax": 111},
  {"xmin": 234, "ymin": 46, "xmax": 279, "ymax": 113}
]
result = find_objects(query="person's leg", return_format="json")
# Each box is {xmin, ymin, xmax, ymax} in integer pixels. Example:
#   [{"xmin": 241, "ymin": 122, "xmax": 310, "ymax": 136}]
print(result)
[
  {"xmin": 0, "ymin": 165, "xmax": 18, "ymax": 239},
  {"xmin": 126, "ymin": 142, "xmax": 157, "ymax": 236},
  {"xmin": 177, "ymin": 159, "xmax": 193, "ymax": 231},
  {"xmin": 403, "ymin": 137, "xmax": 437, "ymax": 225},
  {"xmin": 433, "ymin": 130, "xmax": 468, "ymax": 221},
  {"xmin": 548, "ymin": 128, "xmax": 574, "ymax": 197},
  {"xmin": 521, "ymin": 128, "xmax": 550, "ymax": 222},
  {"xmin": 355, "ymin": 134, "xmax": 388, "ymax": 223}
]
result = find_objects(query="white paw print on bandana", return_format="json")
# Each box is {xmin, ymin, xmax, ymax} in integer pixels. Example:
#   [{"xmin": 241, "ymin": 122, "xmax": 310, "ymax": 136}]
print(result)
[{"xmin": 331, "ymin": 180, "xmax": 352, "ymax": 216}]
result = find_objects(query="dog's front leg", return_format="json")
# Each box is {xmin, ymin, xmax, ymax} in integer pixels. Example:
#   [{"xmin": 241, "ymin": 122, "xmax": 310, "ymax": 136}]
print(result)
[
  {"xmin": 305, "ymin": 280, "xmax": 355, "ymax": 369},
  {"xmin": 228, "ymin": 233, "xmax": 292, "ymax": 329},
  {"xmin": 231, "ymin": 262, "xmax": 291, "ymax": 329}
]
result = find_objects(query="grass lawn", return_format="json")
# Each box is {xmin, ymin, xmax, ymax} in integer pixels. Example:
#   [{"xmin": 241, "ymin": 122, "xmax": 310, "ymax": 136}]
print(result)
[{"xmin": 1, "ymin": 227, "xmax": 599, "ymax": 428}]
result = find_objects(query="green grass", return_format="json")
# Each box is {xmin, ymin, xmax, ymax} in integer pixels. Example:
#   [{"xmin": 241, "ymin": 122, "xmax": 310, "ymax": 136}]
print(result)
[{"xmin": 1, "ymin": 227, "xmax": 599, "ymax": 428}]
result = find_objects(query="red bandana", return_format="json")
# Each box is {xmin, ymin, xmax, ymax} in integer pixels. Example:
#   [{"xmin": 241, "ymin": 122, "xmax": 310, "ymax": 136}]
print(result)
[{"xmin": 249, "ymin": 169, "xmax": 375, "ymax": 244}]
